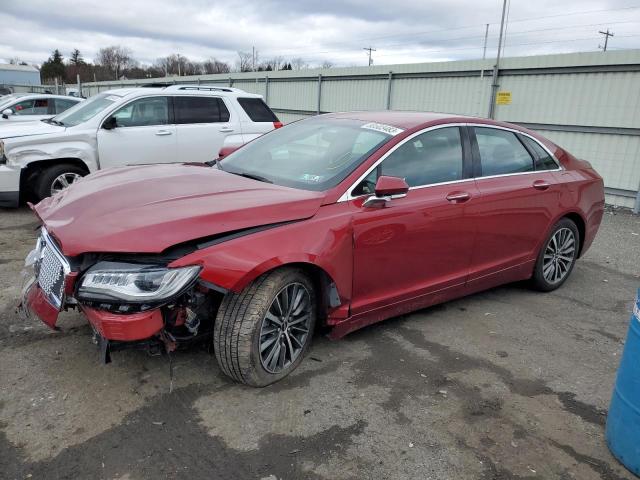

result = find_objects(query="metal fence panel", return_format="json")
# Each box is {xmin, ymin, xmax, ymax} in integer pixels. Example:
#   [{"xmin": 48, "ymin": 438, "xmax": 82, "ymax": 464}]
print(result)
[{"xmin": 5, "ymin": 50, "xmax": 639, "ymax": 209}]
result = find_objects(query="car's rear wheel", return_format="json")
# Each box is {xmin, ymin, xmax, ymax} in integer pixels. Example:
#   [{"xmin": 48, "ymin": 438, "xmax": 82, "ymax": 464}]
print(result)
[
  {"xmin": 34, "ymin": 163, "xmax": 86, "ymax": 201},
  {"xmin": 214, "ymin": 268, "xmax": 316, "ymax": 387},
  {"xmin": 531, "ymin": 218, "xmax": 580, "ymax": 291}
]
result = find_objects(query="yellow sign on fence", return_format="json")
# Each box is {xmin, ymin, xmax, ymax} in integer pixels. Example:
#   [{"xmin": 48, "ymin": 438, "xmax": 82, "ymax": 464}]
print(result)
[{"xmin": 496, "ymin": 91, "xmax": 512, "ymax": 105}]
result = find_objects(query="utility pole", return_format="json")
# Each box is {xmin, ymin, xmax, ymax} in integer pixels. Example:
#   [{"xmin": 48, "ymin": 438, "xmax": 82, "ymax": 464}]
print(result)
[
  {"xmin": 252, "ymin": 46, "xmax": 256, "ymax": 72},
  {"xmin": 363, "ymin": 47, "xmax": 376, "ymax": 66},
  {"xmin": 482, "ymin": 23, "xmax": 489, "ymax": 60},
  {"xmin": 488, "ymin": 0, "xmax": 508, "ymax": 119},
  {"xmin": 599, "ymin": 29, "xmax": 614, "ymax": 51}
]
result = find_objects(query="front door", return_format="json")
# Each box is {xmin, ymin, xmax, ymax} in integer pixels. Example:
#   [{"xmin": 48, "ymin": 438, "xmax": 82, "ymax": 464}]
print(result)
[
  {"xmin": 350, "ymin": 126, "xmax": 477, "ymax": 315},
  {"xmin": 97, "ymin": 96, "xmax": 177, "ymax": 168}
]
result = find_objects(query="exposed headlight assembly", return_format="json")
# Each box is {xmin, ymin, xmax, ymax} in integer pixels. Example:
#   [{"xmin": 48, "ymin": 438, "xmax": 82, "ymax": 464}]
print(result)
[{"xmin": 77, "ymin": 261, "xmax": 201, "ymax": 305}]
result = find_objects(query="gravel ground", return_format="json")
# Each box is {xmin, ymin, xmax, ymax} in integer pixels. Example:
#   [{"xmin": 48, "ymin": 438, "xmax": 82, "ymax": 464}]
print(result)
[{"xmin": 0, "ymin": 206, "xmax": 639, "ymax": 480}]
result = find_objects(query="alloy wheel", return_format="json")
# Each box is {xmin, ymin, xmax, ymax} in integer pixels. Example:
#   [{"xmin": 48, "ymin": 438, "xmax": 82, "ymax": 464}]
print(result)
[
  {"xmin": 259, "ymin": 282, "xmax": 312, "ymax": 374},
  {"xmin": 51, "ymin": 172, "xmax": 81, "ymax": 195},
  {"xmin": 543, "ymin": 227, "xmax": 576, "ymax": 284}
]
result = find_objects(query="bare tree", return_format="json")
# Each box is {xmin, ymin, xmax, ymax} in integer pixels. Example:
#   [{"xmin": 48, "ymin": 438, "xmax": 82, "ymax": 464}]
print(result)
[
  {"xmin": 236, "ymin": 51, "xmax": 254, "ymax": 72},
  {"xmin": 202, "ymin": 58, "xmax": 230, "ymax": 74},
  {"xmin": 263, "ymin": 56, "xmax": 285, "ymax": 71},
  {"xmin": 290, "ymin": 57, "xmax": 308, "ymax": 70},
  {"xmin": 95, "ymin": 46, "xmax": 134, "ymax": 79},
  {"xmin": 320, "ymin": 60, "xmax": 334, "ymax": 69}
]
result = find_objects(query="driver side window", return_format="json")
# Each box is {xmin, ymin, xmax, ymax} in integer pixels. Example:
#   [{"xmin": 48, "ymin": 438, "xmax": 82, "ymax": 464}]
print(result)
[
  {"xmin": 112, "ymin": 97, "xmax": 169, "ymax": 127},
  {"xmin": 351, "ymin": 127, "xmax": 464, "ymax": 196}
]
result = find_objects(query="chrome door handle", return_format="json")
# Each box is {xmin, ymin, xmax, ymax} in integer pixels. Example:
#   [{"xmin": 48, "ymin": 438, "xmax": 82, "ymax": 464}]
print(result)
[
  {"xmin": 219, "ymin": 127, "xmax": 234, "ymax": 132},
  {"xmin": 446, "ymin": 191, "xmax": 471, "ymax": 203},
  {"xmin": 532, "ymin": 180, "xmax": 551, "ymax": 190},
  {"xmin": 155, "ymin": 130, "xmax": 172, "ymax": 136}
]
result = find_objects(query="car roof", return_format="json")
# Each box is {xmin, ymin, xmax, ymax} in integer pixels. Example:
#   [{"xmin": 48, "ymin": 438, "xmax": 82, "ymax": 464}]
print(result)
[
  {"xmin": 324, "ymin": 111, "xmax": 513, "ymax": 130},
  {"xmin": 102, "ymin": 85, "xmax": 262, "ymax": 99},
  {"xmin": 1, "ymin": 93, "xmax": 81, "ymax": 101}
]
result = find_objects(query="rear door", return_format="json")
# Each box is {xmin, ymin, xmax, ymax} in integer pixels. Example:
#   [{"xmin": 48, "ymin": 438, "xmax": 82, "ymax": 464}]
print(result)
[
  {"xmin": 173, "ymin": 96, "xmax": 239, "ymax": 163},
  {"xmin": 97, "ymin": 95, "xmax": 177, "ymax": 168},
  {"xmin": 467, "ymin": 126, "xmax": 561, "ymax": 283}
]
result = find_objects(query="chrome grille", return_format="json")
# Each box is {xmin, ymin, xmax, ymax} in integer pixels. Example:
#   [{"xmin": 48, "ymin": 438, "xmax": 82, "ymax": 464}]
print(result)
[{"xmin": 36, "ymin": 230, "xmax": 69, "ymax": 308}]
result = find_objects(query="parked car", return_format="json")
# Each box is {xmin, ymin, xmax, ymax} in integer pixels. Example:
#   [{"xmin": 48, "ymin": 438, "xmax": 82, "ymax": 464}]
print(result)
[
  {"xmin": 21, "ymin": 112, "xmax": 604, "ymax": 386},
  {"xmin": 0, "ymin": 85, "xmax": 281, "ymax": 207},
  {"xmin": 0, "ymin": 93, "xmax": 82, "ymax": 123},
  {"xmin": 0, "ymin": 86, "xmax": 13, "ymax": 97}
]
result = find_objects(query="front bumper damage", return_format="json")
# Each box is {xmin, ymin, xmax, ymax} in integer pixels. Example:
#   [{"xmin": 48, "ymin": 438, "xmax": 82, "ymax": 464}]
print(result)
[{"xmin": 20, "ymin": 228, "xmax": 215, "ymax": 364}]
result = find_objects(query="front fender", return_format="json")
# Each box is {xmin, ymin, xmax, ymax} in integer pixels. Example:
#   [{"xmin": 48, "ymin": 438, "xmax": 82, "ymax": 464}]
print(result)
[
  {"xmin": 169, "ymin": 203, "xmax": 353, "ymax": 307},
  {"xmin": 7, "ymin": 139, "xmax": 98, "ymax": 172}
]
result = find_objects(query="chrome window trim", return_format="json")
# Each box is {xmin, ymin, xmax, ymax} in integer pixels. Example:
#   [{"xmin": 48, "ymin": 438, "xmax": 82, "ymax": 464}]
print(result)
[{"xmin": 337, "ymin": 122, "xmax": 562, "ymax": 202}]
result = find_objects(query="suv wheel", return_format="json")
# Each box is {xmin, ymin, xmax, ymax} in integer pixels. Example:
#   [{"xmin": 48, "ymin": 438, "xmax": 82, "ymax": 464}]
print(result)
[
  {"xmin": 35, "ymin": 163, "xmax": 86, "ymax": 201},
  {"xmin": 214, "ymin": 268, "xmax": 316, "ymax": 387},
  {"xmin": 531, "ymin": 218, "xmax": 580, "ymax": 291}
]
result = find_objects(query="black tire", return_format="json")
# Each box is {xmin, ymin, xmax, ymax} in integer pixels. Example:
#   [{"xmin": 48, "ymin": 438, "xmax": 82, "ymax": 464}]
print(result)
[
  {"xmin": 531, "ymin": 217, "xmax": 580, "ymax": 292},
  {"xmin": 34, "ymin": 163, "xmax": 86, "ymax": 201},
  {"xmin": 214, "ymin": 268, "xmax": 317, "ymax": 387}
]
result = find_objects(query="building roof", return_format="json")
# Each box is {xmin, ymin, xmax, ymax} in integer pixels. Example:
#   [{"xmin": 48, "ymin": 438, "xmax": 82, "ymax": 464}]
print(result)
[{"xmin": 0, "ymin": 63, "xmax": 39, "ymax": 73}]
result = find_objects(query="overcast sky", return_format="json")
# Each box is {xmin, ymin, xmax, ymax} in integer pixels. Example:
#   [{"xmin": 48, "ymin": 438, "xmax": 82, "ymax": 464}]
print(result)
[{"xmin": 1, "ymin": 0, "xmax": 639, "ymax": 68}]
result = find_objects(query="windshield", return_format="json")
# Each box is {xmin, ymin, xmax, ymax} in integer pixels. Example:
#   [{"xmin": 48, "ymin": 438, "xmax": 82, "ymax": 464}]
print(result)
[
  {"xmin": 220, "ymin": 117, "xmax": 396, "ymax": 191},
  {"xmin": 0, "ymin": 93, "xmax": 28, "ymax": 110},
  {"xmin": 51, "ymin": 92, "xmax": 120, "ymax": 127}
]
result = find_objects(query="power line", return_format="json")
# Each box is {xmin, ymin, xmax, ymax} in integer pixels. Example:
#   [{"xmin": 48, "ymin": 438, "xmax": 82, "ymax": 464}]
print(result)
[
  {"xmin": 262, "ymin": 4, "xmax": 640, "ymax": 57},
  {"xmin": 259, "ymin": 19, "xmax": 640, "ymax": 60}
]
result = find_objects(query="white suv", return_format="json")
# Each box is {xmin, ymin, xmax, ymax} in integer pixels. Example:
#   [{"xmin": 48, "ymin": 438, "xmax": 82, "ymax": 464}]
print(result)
[{"xmin": 0, "ymin": 85, "xmax": 281, "ymax": 207}]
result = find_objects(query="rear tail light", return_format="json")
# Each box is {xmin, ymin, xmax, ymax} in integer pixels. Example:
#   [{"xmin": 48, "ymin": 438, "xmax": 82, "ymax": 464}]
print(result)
[{"xmin": 273, "ymin": 121, "xmax": 283, "ymax": 129}]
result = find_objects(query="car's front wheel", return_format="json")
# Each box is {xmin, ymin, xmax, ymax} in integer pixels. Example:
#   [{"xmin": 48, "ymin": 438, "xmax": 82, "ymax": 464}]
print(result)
[
  {"xmin": 531, "ymin": 217, "xmax": 580, "ymax": 291},
  {"xmin": 214, "ymin": 267, "xmax": 316, "ymax": 387},
  {"xmin": 35, "ymin": 163, "xmax": 86, "ymax": 201}
]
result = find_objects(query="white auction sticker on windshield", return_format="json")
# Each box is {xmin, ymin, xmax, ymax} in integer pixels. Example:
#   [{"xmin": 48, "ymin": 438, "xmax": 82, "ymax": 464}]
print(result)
[{"xmin": 361, "ymin": 122, "xmax": 404, "ymax": 136}]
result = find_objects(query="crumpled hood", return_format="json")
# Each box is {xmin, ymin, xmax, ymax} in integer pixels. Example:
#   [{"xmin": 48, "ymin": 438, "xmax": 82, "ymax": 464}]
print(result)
[
  {"xmin": 0, "ymin": 120, "xmax": 65, "ymax": 139},
  {"xmin": 35, "ymin": 163, "xmax": 326, "ymax": 256}
]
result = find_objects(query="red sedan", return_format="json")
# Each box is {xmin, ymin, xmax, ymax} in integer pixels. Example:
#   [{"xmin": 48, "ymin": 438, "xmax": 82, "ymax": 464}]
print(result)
[{"xmin": 22, "ymin": 112, "xmax": 604, "ymax": 386}]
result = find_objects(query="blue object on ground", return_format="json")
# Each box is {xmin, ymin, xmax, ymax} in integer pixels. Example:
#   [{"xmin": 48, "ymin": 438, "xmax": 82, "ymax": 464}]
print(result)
[{"xmin": 606, "ymin": 288, "xmax": 640, "ymax": 476}]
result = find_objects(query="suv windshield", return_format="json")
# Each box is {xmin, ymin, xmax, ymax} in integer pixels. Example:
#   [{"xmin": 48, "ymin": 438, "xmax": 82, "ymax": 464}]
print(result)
[
  {"xmin": 220, "ymin": 117, "xmax": 395, "ymax": 191},
  {"xmin": 51, "ymin": 92, "xmax": 120, "ymax": 127}
]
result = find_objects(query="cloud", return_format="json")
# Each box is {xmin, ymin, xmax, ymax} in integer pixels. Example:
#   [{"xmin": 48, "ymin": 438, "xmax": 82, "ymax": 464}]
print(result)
[{"xmin": 0, "ymin": 0, "xmax": 638, "ymax": 68}]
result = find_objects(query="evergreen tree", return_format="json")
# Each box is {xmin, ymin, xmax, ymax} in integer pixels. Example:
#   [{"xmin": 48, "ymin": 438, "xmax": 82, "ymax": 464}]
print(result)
[{"xmin": 40, "ymin": 49, "xmax": 66, "ymax": 81}]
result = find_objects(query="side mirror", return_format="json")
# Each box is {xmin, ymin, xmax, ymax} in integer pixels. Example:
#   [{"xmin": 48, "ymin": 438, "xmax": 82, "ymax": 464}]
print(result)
[
  {"xmin": 2, "ymin": 108, "xmax": 13, "ymax": 119},
  {"xmin": 102, "ymin": 116, "xmax": 117, "ymax": 130},
  {"xmin": 363, "ymin": 176, "xmax": 409, "ymax": 208}
]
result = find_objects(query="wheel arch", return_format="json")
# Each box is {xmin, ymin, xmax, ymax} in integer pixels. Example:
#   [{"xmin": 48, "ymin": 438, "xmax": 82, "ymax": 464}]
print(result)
[
  {"xmin": 560, "ymin": 211, "xmax": 586, "ymax": 258},
  {"xmin": 21, "ymin": 157, "xmax": 90, "ymax": 195},
  {"xmin": 232, "ymin": 260, "xmax": 343, "ymax": 327}
]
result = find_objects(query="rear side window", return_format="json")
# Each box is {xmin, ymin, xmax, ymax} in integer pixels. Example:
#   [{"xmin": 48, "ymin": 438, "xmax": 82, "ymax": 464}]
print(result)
[
  {"xmin": 237, "ymin": 97, "xmax": 279, "ymax": 122},
  {"xmin": 520, "ymin": 135, "xmax": 559, "ymax": 171},
  {"xmin": 54, "ymin": 98, "xmax": 78, "ymax": 113},
  {"xmin": 174, "ymin": 96, "xmax": 230, "ymax": 124},
  {"xmin": 474, "ymin": 127, "xmax": 533, "ymax": 176}
]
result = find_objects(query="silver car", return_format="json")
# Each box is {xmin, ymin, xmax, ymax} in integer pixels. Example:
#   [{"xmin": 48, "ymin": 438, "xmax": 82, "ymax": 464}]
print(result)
[{"xmin": 0, "ymin": 94, "xmax": 82, "ymax": 123}]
